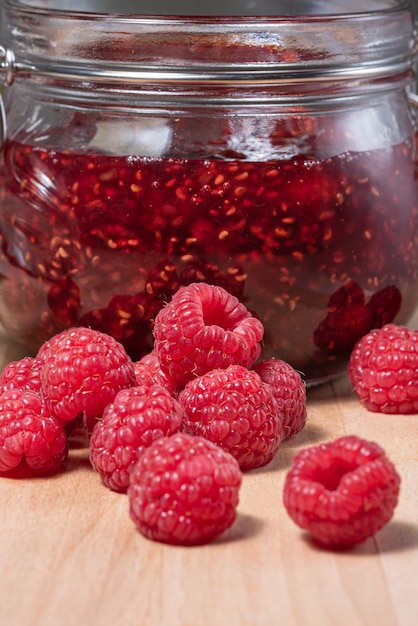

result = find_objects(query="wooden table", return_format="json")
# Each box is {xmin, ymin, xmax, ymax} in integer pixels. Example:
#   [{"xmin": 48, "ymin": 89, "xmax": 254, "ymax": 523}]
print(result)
[{"xmin": 0, "ymin": 315, "xmax": 417, "ymax": 626}]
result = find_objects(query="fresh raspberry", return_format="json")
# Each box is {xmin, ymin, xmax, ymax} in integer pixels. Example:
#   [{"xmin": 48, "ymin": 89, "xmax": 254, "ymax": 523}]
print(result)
[
  {"xmin": 0, "ymin": 356, "xmax": 43, "ymax": 394},
  {"xmin": 128, "ymin": 432, "xmax": 242, "ymax": 545},
  {"xmin": 132, "ymin": 358, "xmax": 156, "ymax": 389},
  {"xmin": 283, "ymin": 435, "xmax": 400, "ymax": 548},
  {"xmin": 348, "ymin": 324, "xmax": 418, "ymax": 413},
  {"xmin": 178, "ymin": 364, "xmax": 283, "ymax": 470},
  {"xmin": 153, "ymin": 282, "xmax": 264, "ymax": 388},
  {"xmin": 0, "ymin": 355, "xmax": 83, "ymax": 437},
  {"xmin": 133, "ymin": 351, "xmax": 176, "ymax": 394},
  {"xmin": 38, "ymin": 327, "xmax": 136, "ymax": 426},
  {"xmin": 253, "ymin": 359, "xmax": 307, "ymax": 440},
  {"xmin": 89, "ymin": 384, "xmax": 184, "ymax": 492},
  {"xmin": 0, "ymin": 389, "xmax": 68, "ymax": 476}
]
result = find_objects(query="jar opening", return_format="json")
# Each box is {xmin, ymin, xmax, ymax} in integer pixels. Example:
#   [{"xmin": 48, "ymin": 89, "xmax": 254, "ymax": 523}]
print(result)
[
  {"xmin": 0, "ymin": 0, "xmax": 415, "ymax": 93},
  {"xmin": 5, "ymin": 0, "xmax": 412, "ymax": 17}
]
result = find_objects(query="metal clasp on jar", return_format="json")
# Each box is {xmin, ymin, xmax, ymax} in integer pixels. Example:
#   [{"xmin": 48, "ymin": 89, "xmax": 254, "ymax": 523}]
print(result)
[
  {"xmin": 0, "ymin": 45, "xmax": 16, "ymax": 149},
  {"xmin": 0, "ymin": 45, "xmax": 16, "ymax": 87}
]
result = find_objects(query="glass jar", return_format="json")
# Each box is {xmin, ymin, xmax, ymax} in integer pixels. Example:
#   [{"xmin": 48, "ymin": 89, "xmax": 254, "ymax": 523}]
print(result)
[{"xmin": 0, "ymin": 0, "xmax": 418, "ymax": 383}]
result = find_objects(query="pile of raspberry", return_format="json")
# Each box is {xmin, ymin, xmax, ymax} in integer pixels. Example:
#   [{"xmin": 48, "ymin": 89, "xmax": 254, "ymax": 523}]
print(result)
[{"xmin": 0, "ymin": 281, "xmax": 403, "ymax": 548}]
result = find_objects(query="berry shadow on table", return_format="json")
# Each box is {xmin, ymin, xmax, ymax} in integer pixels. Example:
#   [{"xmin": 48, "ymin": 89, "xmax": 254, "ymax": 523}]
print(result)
[{"xmin": 213, "ymin": 512, "xmax": 266, "ymax": 545}]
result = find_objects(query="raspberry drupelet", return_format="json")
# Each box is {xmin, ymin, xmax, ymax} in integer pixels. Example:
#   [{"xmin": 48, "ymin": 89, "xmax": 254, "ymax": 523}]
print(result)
[
  {"xmin": 89, "ymin": 384, "xmax": 184, "ymax": 492},
  {"xmin": 38, "ymin": 327, "xmax": 136, "ymax": 427},
  {"xmin": 153, "ymin": 282, "xmax": 264, "ymax": 389},
  {"xmin": 348, "ymin": 323, "xmax": 418, "ymax": 413},
  {"xmin": 283, "ymin": 435, "xmax": 400, "ymax": 548},
  {"xmin": 178, "ymin": 364, "xmax": 283, "ymax": 470},
  {"xmin": 128, "ymin": 432, "xmax": 242, "ymax": 546},
  {"xmin": 253, "ymin": 358, "xmax": 307, "ymax": 440}
]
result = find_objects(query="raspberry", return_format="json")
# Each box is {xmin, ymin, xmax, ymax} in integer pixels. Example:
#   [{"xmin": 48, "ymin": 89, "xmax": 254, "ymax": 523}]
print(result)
[
  {"xmin": 132, "ymin": 358, "xmax": 156, "ymax": 389},
  {"xmin": 145, "ymin": 258, "xmax": 179, "ymax": 299},
  {"xmin": 327, "ymin": 281, "xmax": 366, "ymax": 310},
  {"xmin": 283, "ymin": 435, "xmax": 400, "ymax": 548},
  {"xmin": 178, "ymin": 364, "xmax": 283, "ymax": 470},
  {"xmin": 47, "ymin": 276, "xmax": 81, "ymax": 328},
  {"xmin": 313, "ymin": 283, "xmax": 403, "ymax": 356},
  {"xmin": 78, "ymin": 292, "xmax": 158, "ymax": 361},
  {"xmin": 0, "ymin": 356, "xmax": 43, "ymax": 394},
  {"xmin": 180, "ymin": 260, "xmax": 245, "ymax": 300},
  {"xmin": 313, "ymin": 282, "xmax": 372, "ymax": 354},
  {"xmin": 348, "ymin": 324, "xmax": 418, "ymax": 413},
  {"xmin": 38, "ymin": 327, "xmax": 136, "ymax": 426},
  {"xmin": 314, "ymin": 305, "xmax": 373, "ymax": 353},
  {"xmin": 0, "ymin": 389, "xmax": 68, "ymax": 476},
  {"xmin": 78, "ymin": 260, "xmax": 180, "ymax": 361},
  {"xmin": 128, "ymin": 432, "xmax": 242, "ymax": 545},
  {"xmin": 253, "ymin": 359, "xmax": 307, "ymax": 440},
  {"xmin": 153, "ymin": 282, "xmax": 264, "ymax": 388},
  {"xmin": 133, "ymin": 351, "xmax": 176, "ymax": 394},
  {"xmin": 89, "ymin": 384, "xmax": 184, "ymax": 492},
  {"xmin": 367, "ymin": 285, "xmax": 402, "ymax": 329}
]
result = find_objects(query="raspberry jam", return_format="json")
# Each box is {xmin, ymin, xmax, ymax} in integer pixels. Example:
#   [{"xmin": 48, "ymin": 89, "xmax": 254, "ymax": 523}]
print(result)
[
  {"xmin": 0, "ymin": 0, "xmax": 417, "ymax": 382},
  {"xmin": 0, "ymin": 136, "xmax": 417, "ymax": 380}
]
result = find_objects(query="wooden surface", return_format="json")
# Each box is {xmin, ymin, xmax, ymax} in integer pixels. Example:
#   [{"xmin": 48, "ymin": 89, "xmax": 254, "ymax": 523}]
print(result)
[{"xmin": 0, "ymin": 318, "xmax": 417, "ymax": 626}]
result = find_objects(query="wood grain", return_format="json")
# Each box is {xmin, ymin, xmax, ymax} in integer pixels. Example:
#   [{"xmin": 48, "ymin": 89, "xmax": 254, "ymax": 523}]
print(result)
[{"xmin": 0, "ymin": 318, "xmax": 417, "ymax": 626}]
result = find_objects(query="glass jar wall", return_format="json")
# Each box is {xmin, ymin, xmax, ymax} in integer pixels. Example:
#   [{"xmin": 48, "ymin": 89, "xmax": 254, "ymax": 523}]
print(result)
[{"xmin": 0, "ymin": 0, "xmax": 418, "ymax": 382}]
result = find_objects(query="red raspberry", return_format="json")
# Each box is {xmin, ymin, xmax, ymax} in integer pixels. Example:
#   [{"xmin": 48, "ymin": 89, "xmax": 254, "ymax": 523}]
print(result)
[
  {"xmin": 153, "ymin": 282, "xmax": 264, "ymax": 389},
  {"xmin": 89, "ymin": 384, "xmax": 184, "ymax": 492},
  {"xmin": 180, "ymin": 260, "xmax": 246, "ymax": 299},
  {"xmin": 0, "ymin": 389, "xmax": 68, "ymax": 476},
  {"xmin": 313, "ymin": 281, "xmax": 373, "ymax": 354},
  {"xmin": 367, "ymin": 285, "xmax": 401, "ymax": 329},
  {"xmin": 128, "ymin": 432, "xmax": 242, "ymax": 545},
  {"xmin": 313, "ymin": 305, "xmax": 373, "ymax": 353},
  {"xmin": 132, "ymin": 359, "xmax": 156, "ymax": 389},
  {"xmin": 348, "ymin": 324, "xmax": 418, "ymax": 413},
  {"xmin": 38, "ymin": 327, "xmax": 136, "ymax": 425},
  {"xmin": 78, "ymin": 291, "xmax": 159, "ymax": 361},
  {"xmin": 0, "ymin": 356, "xmax": 43, "ymax": 394},
  {"xmin": 133, "ymin": 351, "xmax": 176, "ymax": 394},
  {"xmin": 253, "ymin": 359, "xmax": 307, "ymax": 440},
  {"xmin": 326, "ymin": 281, "xmax": 366, "ymax": 309},
  {"xmin": 47, "ymin": 276, "xmax": 81, "ymax": 328},
  {"xmin": 145, "ymin": 258, "xmax": 179, "ymax": 298},
  {"xmin": 283, "ymin": 435, "xmax": 400, "ymax": 548},
  {"xmin": 178, "ymin": 364, "xmax": 283, "ymax": 470}
]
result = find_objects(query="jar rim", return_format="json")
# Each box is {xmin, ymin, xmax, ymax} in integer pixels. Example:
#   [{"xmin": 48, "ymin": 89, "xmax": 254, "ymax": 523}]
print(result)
[
  {"xmin": 0, "ymin": 0, "xmax": 416, "ymax": 89},
  {"xmin": 2, "ymin": 0, "xmax": 413, "ymax": 19}
]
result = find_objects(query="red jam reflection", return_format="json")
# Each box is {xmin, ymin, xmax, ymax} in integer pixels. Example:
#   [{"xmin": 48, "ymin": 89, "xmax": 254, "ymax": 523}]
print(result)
[{"xmin": 0, "ymin": 138, "xmax": 418, "ymax": 381}]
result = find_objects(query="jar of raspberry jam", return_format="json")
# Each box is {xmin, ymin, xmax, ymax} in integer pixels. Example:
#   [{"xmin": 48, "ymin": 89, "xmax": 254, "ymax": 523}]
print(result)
[{"xmin": 0, "ymin": 0, "xmax": 418, "ymax": 382}]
